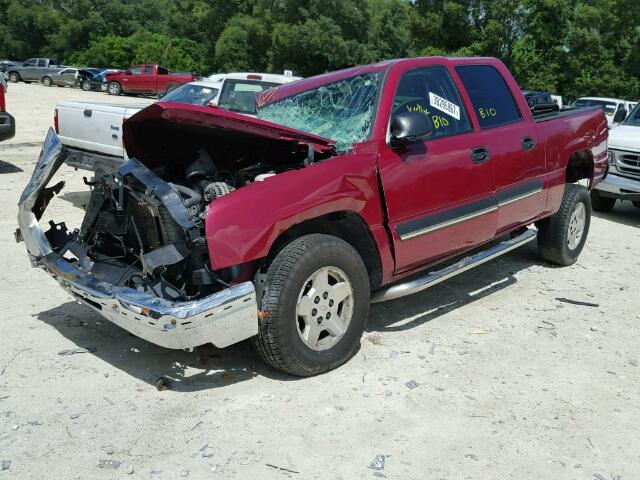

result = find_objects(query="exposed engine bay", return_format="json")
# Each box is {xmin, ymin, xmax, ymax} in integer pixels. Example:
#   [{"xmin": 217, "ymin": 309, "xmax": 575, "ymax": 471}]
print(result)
[
  {"xmin": 62, "ymin": 147, "xmax": 316, "ymax": 302},
  {"xmin": 36, "ymin": 103, "xmax": 336, "ymax": 303}
]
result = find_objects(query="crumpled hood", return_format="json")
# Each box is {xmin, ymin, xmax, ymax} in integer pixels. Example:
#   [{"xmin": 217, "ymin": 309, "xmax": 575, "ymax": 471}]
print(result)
[
  {"xmin": 123, "ymin": 102, "xmax": 336, "ymax": 166},
  {"xmin": 608, "ymin": 124, "xmax": 640, "ymax": 152}
]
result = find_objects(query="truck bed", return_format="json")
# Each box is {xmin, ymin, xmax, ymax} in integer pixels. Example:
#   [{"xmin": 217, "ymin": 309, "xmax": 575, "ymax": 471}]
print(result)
[{"xmin": 533, "ymin": 106, "xmax": 601, "ymax": 123}]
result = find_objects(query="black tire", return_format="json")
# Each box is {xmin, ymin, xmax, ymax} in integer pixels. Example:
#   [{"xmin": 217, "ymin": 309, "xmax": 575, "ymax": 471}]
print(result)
[
  {"xmin": 590, "ymin": 190, "xmax": 615, "ymax": 212},
  {"xmin": 81, "ymin": 80, "xmax": 92, "ymax": 91},
  {"xmin": 252, "ymin": 234, "xmax": 370, "ymax": 376},
  {"xmin": 537, "ymin": 184, "xmax": 591, "ymax": 266},
  {"xmin": 42, "ymin": 76, "xmax": 52, "ymax": 87},
  {"xmin": 107, "ymin": 81, "xmax": 122, "ymax": 95},
  {"xmin": 8, "ymin": 72, "xmax": 20, "ymax": 83},
  {"xmin": 632, "ymin": 201, "xmax": 640, "ymax": 209}
]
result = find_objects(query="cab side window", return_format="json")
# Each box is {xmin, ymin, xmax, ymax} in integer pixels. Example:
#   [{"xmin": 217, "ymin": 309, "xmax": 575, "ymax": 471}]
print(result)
[
  {"xmin": 129, "ymin": 66, "xmax": 142, "ymax": 75},
  {"xmin": 392, "ymin": 66, "xmax": 471, "ymax": 139},
  {"xmin": 455, "ymin": 65, "xmax": 521, "ymax": 129},
  {"xmin": 143, "ymin": 66, "xmax": 154, "ymax": 74}
]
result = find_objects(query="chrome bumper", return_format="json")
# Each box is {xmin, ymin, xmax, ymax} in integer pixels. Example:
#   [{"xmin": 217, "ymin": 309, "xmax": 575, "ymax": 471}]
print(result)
[
  {"xmin": 16, "ymin": 129, "xmax": 259, "ymax": 350},
  {"xmin": 595, "ymin": 171, "xmax": 640, "ymax": 200}
]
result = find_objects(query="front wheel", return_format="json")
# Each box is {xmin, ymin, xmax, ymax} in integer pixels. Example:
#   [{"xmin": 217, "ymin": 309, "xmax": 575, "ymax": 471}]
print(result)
[
  {"xmin": 252, "ymin": 234, "xmax": 370, "ymax": 376},
  {"xmin": 537, "ymin": 184, "xmax": 591, "ymax": 266},
  {"xmin": 107, "ymin": 81, "xmax": 122, "ymax": 95},
  {"xmin": 8, "ymin": 72, "xmax": 20, "ymax": 83},
  {"xmin": 590, "ymin": 190, "xmax": 615, "ymax": 212},
  {"xmin": 42, "ymin": 76, "xmax": 52, "ymax": 87},
  {"xmin": 81, "ymin": 80, "xmax": 92, "ymax": 91}
]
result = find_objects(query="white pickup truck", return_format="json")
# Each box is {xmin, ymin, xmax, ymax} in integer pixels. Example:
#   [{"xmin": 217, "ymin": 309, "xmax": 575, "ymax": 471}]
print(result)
[
  {"xmin": 56, "ymin": 72, "xmax": 301, "ymax": 171},
  {"xmin": 590, "ymin": 103, "xmax": 640, "ymax": 212},
  {"xmin": 573, "ymin": 97, "xmax": 636, "ymax": 129}
]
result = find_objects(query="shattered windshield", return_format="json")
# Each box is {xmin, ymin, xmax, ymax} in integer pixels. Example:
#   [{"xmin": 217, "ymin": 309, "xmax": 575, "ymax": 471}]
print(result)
[
  {"xmin": 574, "ymin": 99, "xmax": 616, "ymax": 116},
  {"xmin": 257, "ymin": 72, "xmax": 381, "ymax": 152},
  {"xmin": 161, "ymin": 84, "xmax": 220, "ymax": 106}
]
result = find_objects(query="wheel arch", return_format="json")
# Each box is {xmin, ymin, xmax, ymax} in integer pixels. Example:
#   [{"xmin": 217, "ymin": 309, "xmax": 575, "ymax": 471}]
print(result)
[
  {"xmin": 261, "ymin": 211, "xmax": 383, "ymax": 290},
  {"xmin": 565, "ymin": 148, "xmax": 594, "ymax": 187}
]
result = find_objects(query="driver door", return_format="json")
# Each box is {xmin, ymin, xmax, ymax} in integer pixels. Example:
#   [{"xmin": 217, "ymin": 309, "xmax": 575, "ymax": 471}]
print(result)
[{"xmin": 378, "ymin": 65, "xmax": 497, "ymax": 273}]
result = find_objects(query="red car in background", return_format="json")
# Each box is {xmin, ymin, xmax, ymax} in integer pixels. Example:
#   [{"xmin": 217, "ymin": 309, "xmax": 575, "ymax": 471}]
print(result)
[
  {"xmin": 0, "ymin": 73, "xmax": 16, "ymax": 142},
  {"xmin": 105, "ymin": 64, "xmax": 196, "ymax": 96}
]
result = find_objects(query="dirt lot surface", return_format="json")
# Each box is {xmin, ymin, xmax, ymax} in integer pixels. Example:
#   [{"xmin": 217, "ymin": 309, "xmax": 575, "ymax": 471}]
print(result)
[{"xmin": 1, "ymin": 82, "xmax": 639, "ymax": 479}]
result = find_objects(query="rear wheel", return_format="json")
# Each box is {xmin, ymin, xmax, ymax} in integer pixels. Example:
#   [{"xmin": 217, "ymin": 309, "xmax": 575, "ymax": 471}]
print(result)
[
  {"xmin": 252, "ymin": 234, "xmax": 370, "ymax": 376},
  {"xmin": 107, "ymin": 81, "xmax": 122, "ymax": 95},
  {"xmin": 537, "ymin": 184, "xmax": 591, "ymax": 266},
  {"xmin": 8, "ymin": 72, "xmax": 20, "ymax": 83},
  {"xmin": 42, "ymin": 76, "xmax": 53, "ymax": 87},
  {"xmin": 590, "ymin": 190, "xmax": 616, "ymax": 212}
]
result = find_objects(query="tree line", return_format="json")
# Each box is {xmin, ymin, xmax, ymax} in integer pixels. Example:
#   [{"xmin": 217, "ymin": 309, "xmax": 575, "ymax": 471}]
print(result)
[{"xmin": 0, "ymin": 0, "xmax": 638, "ymax": 101}]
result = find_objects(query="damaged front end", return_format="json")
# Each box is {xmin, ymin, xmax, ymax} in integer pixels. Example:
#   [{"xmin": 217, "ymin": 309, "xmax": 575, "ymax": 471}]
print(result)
[{"xmin": 17, "ymin": 129, "xmax": 258, "ymax": 349}]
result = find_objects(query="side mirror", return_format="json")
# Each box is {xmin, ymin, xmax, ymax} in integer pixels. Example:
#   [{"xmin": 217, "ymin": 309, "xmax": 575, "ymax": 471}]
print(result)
[
  {"xmin": 125, "ymin": 71, "xmax": 132, "ymax": 75},
  {"xmin": 389, "ymin": 111, "xmax": 433, "ymax": 149},
  {"xmin": 613, "ymin": 109, "xmax": 627, "ymax": 124}
]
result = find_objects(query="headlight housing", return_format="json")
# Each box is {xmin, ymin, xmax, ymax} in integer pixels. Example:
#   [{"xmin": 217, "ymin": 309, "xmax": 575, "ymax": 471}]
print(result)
[{"xmin": 608, "ymin": 150, "xmax": 615, "ymax": 164}]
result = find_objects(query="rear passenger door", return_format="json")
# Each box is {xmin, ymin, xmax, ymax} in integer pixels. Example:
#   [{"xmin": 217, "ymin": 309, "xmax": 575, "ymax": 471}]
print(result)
[
  {"xmin": 138, "ymin": 65, "xmax": 156, "ymax": 93},
  {"xmin": 21, "ymin": 59, "xmax": 38, "ymax": 81},
  {"xmin": 456, "ymin": 65, "xmax": 545, "ymax": 233},
  {"xmin": 378, "ymin": 65, "xmax": 497, "ymax": 273}
]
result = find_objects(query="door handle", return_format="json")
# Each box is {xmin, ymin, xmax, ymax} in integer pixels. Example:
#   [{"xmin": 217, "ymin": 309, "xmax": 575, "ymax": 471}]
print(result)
[
  {"xmin": 522, "ymin": 137, "xmax": 535, "ymax": 150},
  {"xmin": 470, "ymin": 147, "xmax": 490, "ymax": 164}
]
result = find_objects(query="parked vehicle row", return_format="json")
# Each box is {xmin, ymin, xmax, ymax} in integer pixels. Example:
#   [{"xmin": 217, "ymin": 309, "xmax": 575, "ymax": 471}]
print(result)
[
  {"xmin": 56, "ymin": 72, "xmax": 301, "ymax": 171},
  {"xmin": 17, "ymin": 56, "xmax": 608, "ymax": 376}
]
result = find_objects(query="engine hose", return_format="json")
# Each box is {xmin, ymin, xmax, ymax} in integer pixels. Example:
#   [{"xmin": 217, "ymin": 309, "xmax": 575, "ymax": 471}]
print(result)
[{"xmin": 170, "ymin": 183, "xmax": 201, "ymax": 208}]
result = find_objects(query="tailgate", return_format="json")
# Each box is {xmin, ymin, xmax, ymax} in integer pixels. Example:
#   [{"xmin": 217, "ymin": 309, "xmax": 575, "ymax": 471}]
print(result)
[{"xmin": 57, "ymin": 102, "xmax": 145, "ymax": 157}]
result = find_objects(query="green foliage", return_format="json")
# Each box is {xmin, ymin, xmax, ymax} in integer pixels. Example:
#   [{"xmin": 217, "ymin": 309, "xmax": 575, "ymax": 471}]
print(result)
[{"xmin": 0, "ymin": 0, "xmax": 638, "ymax": 99}]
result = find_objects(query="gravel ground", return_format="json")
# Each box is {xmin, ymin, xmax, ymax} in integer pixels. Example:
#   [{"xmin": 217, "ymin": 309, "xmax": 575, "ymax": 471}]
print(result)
[{"xmin": 0, "ymin": 82, "xmax": 639, "ymax": 480}]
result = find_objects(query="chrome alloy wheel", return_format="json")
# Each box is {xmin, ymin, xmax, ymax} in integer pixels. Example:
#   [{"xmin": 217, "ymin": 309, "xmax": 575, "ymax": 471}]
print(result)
[
  {"xmin": 296, "ymin": 266, "xmax": 354, "ymax": 351},
  {"xmin": 567, "ymin": 202, "xmax": 586, "ymax": 249}
]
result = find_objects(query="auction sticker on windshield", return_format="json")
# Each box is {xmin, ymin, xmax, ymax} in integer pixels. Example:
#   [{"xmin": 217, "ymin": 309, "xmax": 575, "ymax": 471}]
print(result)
[{"xmin": 429, "ymin": 92, "xmax": 460, "ymax": 120}]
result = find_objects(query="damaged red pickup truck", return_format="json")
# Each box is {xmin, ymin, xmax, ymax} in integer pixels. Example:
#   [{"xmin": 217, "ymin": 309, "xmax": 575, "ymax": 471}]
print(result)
[{"xmin": 17, "ymin": 57, "xmax": 607, "ymax": 376}]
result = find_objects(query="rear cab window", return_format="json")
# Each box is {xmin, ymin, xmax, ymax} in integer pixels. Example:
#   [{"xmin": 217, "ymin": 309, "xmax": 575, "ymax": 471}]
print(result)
[
  {"xmin": 455, "ymin": 65, "xmax": 522, "ymax": 129},
  {"xmin": 218, "ymin": 80, "xmax": 280, "ymax": 114}
]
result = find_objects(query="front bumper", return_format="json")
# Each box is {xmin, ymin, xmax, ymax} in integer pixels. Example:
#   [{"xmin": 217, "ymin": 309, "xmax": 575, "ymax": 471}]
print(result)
[
  {"xmin": 16, "ymin": 129, "xmax": 259, "ymax": 350},
  {"xmin": 595, "ymin": 171, "xmax": 640, "ymax": 200}
]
